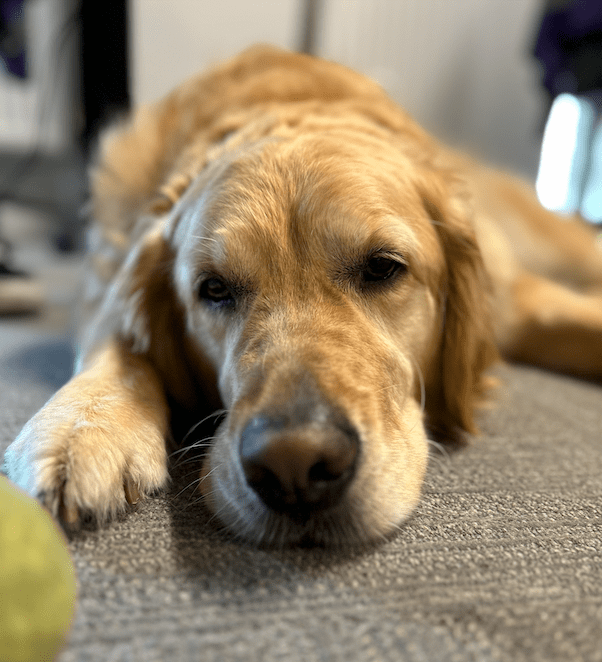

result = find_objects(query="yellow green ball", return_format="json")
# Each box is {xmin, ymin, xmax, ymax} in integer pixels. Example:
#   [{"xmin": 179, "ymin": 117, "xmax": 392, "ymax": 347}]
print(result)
[{"xmin": 0, "ymin": 476, "xmax": 77, "ymax": 662}]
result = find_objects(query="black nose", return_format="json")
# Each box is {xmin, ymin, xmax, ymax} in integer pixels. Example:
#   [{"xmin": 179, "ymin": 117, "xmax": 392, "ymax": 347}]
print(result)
[{"xmin": 239, "ymin": 413, "xmax": 359, "ymax": 519}]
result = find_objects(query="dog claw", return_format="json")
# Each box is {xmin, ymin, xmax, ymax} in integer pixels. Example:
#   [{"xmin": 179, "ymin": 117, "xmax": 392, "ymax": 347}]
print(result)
[
  {"xmin": 124, "ymin": 478, "xmax": 140, "ymax": 505},
  {"xmin": 58, "ymin": 496, "xmax": 80, "ymax": 528}
]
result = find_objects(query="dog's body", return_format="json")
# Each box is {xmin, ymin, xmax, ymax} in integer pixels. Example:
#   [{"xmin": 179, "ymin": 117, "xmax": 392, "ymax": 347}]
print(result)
[{"xmin": 5, "ymin": 47, "xmax": 602, "ymax": 546}]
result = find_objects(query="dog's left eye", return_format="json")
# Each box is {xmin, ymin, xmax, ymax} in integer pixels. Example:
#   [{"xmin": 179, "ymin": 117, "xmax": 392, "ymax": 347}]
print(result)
[
  {"xmin": 362, "ymin": 256, "xmax": 406, "ymax": 283},
  {"xmin": 198, "ymin": 277, "xmax": 235, "ymax": 307}
]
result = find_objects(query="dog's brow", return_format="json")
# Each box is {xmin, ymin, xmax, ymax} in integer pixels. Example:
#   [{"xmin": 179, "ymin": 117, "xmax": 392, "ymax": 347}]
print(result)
[{"xmin": 341, "ymin": 217, "xmax": 419, "ymax": 262}]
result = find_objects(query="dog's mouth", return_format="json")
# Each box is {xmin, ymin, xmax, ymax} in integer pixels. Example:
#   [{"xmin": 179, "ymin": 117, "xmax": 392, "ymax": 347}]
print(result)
[
  {"xmin": 200, "ymin": 459, "xmax": 369, "ymax": 550},
  {"xmin": 234, "ymin": 503, "xmax": 369, "ymax": 549},
  {"xmin": 169, "ymin": 411, "xmax": 425, "ymax": 549},
  {"xmin": 189, "ymin": 406, "xmax": 372, "ymax": 548},
  {"xmin": 169, "ymin": 364, "xmax": 428, "ymax": 549}
]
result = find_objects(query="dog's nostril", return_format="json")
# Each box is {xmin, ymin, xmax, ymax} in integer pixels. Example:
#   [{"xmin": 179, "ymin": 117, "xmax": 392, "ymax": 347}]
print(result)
[
  {"xmin": 308, "ymin": 460, "xmax": 338, "ymax": 483},
  {"xmin": 239, "ymin": 415, "xmax": 358, "ymax": 516}
]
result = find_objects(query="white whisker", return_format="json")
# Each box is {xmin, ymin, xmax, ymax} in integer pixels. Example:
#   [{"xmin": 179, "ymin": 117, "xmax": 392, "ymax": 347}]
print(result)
[
  {"xmin": 373, "ymin": 381, "xmax": 406, "ymax": 395},
  {"xmin": 427, "ymin": 437, "xmax": 451, "ymax": 461},
  {"xmin": 170, "ymin": 438, "xmax": 213, "ymax": 459},
  {"xmin": 179, "ymin": 409, "xmax": 227, "ymax": 447},
  {"xmin": 172, "ymin": 476, "xmax": 203, "ymax": 501}
]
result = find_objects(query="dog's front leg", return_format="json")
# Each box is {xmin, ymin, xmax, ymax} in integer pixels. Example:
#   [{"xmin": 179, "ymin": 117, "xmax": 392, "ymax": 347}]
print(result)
[{"xmin": 3, "ymin": 340, "xmax": 169, "ymax": 527}]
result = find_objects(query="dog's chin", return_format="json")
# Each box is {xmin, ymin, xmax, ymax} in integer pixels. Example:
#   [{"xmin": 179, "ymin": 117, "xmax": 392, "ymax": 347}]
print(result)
[
  {"xmin": 221, "ymin": 502, "xmax": 370, "ymax": 549},
  {"xmin": 198, "ymin": 450, "xmax": 418, "ymax": 550},
  {"xmin": 204, "ymin": 490, "xmax": 388, "ymax": 550}
]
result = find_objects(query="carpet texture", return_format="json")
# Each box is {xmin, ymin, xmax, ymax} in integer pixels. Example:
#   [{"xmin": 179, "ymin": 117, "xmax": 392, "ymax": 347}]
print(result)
[{"xmin": 1, "ymin": 336, "xmax": 601, "ymax": 662}]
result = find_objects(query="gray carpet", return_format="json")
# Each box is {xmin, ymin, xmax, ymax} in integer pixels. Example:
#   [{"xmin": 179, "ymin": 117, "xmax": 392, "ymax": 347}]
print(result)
[{"xmin": 1, "ymin": 332, "xmax": 601, "ymax": 662}]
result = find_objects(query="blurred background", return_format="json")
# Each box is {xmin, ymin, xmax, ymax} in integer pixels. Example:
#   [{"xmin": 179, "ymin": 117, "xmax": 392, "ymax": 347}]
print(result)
[{"xmin": 0, "ymin": 0, "xmax": 601, "ymax": 340}]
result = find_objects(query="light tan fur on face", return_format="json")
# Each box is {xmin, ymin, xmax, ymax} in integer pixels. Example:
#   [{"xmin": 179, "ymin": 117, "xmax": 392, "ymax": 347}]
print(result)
[
  {"xmin": 5, "ymin": 46, "xmax": 602, "ymax": 545},
  {"xmin": 169, "ymin": 136, "xmax": 442, "ymax": 544}
]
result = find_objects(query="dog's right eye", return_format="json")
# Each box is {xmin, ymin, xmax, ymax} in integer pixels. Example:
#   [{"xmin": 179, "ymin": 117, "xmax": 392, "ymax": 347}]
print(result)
[{"xmin": 198, "ymin": 277, "xmax": 235, "ymax": 307}]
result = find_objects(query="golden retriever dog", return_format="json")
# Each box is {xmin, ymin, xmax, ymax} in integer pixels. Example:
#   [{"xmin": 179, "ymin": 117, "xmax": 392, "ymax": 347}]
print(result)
[{"xmin": 4, "ymin": 46, "xmax": 602, "ymax": 546}]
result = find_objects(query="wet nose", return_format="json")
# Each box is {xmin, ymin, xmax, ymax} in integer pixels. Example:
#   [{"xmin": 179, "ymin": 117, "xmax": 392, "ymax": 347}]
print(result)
[{"xmin": 239, "ymin": 413, "xmax": 359, "ymax": 519}]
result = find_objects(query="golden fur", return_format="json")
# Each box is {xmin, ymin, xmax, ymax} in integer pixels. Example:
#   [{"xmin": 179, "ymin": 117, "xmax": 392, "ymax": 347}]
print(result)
[{"xmin": 5, "ymin": 46, "xmax": 602, "ymax": 545}]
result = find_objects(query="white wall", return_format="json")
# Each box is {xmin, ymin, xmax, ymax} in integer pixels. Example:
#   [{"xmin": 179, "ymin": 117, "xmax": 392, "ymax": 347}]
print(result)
[
  {"xmin": 131, "ymin": 0, "xmax": 546, "ymax": 177},
  {"xmin": 131, "ymin": 0, "xmax": 301, "ymax": 106},
  {"xmin": 315, "ymin": 0, "xmax": 545, "ymax": 176}
]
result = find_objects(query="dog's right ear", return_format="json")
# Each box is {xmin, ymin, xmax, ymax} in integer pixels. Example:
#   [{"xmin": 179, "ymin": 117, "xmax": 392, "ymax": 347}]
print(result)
[
  {"xmin": 128, "ymin": 221, "xmax": 220, "ymax": 412},
  {"xmin": 82, "ymin": 219, "xmax": 219, "ymax": 413}
]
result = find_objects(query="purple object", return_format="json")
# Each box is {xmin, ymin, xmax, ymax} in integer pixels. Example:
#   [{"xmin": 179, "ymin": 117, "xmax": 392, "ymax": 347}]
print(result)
[
  {"xmin": 0, "ymin": 0, "xmax": 27, "ymax": 79},
  {"xmin": 533, "ymin": 0, "xmax": 602, "ymax": 99}
]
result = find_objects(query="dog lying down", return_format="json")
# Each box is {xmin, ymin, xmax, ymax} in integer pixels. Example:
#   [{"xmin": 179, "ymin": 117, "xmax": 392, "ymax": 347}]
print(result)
[{"xmin": 5, "ymin": 46, "xmax": 602, "ymax": 547}]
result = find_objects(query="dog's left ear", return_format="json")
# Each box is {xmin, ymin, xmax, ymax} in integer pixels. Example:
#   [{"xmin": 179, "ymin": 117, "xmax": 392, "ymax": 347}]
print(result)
[{"xmin": 420, "ymin": 175, "xmax": 499, "ymax": 441}]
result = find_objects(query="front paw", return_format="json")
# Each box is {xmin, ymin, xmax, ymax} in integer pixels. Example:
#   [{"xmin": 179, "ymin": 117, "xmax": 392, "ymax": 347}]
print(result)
[{"xmin": 3, "ymin": 396, "xmax": 169, "ymax": 529}]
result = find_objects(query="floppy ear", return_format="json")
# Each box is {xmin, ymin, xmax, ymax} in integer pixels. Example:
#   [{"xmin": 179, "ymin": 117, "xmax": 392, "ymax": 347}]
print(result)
[
  {"xmin": 421, "ymin": 177, "xmax": 499, "ymax": 441},
  {"xmin": 81, "ymin": 221, "xmax": 220, "ymax": 414}
]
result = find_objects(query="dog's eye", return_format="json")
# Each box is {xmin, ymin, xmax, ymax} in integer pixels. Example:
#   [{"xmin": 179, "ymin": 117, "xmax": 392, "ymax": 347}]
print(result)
[
  {"xmin": 198, "ymin": 277, "xmax": 235, "ymax": 307},
  {"xmin": 362, "ymin": 256, "xmax": 406, "ymax": 283}
]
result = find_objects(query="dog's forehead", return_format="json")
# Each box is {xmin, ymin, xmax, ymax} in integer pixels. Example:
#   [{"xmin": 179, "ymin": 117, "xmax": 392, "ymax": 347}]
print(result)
[{"xmin": 176, "ymin": 135, "xmax": 440, "ymax": 281}]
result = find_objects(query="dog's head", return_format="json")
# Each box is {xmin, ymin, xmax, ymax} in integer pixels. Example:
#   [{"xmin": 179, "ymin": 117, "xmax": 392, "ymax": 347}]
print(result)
[{"xmin": 95, "ymin": 105, "xmax": 497, "ymax": 547}]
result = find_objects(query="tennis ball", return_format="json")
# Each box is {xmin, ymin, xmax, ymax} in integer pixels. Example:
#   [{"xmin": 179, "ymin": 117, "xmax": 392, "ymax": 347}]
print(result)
[{"xmin": 0, "ymin": 476, "xmax": 77, "ymax": 662}]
